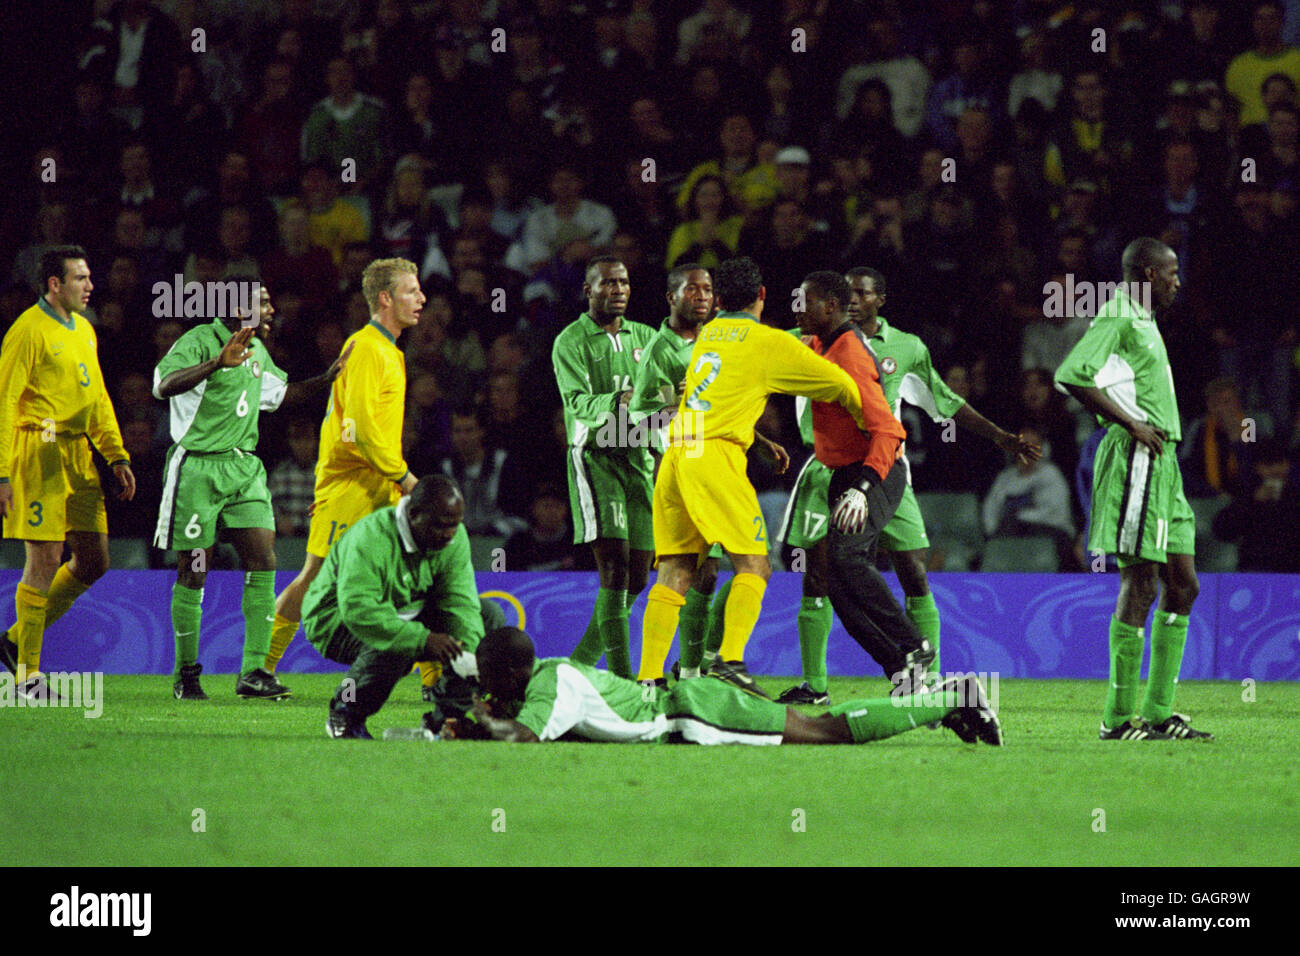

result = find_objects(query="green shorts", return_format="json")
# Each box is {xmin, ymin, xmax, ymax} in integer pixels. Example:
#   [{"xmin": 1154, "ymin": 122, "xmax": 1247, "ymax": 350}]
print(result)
[
  {"xmin": 777, "ymin": 453, "xmax": 929, "ymax": 553},
  {"xmin": 153, "ymin": 446, "xmax": 274, "ymax": 551},
  {"xmin": 665, "ymin": 678, "xmax": 786, "ymax": 745},
  {"xmin": 776, "ymin": 452, "xmax": 831, "ymax": 548},
  {"xmin": 879, "ymin": 482, "xmax": 930, "ymax": 553},
  {"xmin": 1089, "ymin": 425, "xmax": 1195, "ymax": 566},
  {"xmin": 566, "ymin": 447, "xmax": 654, "ymax": 550}
]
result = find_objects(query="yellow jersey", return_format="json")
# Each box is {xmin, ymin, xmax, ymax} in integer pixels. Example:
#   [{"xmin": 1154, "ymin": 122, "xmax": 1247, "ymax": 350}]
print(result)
[
  {"xmin": 667, "ymin": 311, "xmax": 865, "ymax": 450},
  {"xmin": 316, "ymin": 320, "xmax": 410, "ymax": 489},
  {"xmin": 0, "ymin": 298, "xmax": 128, "ymax": 479}
]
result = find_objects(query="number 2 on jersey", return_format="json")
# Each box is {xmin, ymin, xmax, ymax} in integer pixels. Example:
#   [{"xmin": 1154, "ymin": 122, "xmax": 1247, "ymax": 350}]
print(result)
[{"xmin": 685, "ymin": 352, "xmax": 721, "ymax": 411}]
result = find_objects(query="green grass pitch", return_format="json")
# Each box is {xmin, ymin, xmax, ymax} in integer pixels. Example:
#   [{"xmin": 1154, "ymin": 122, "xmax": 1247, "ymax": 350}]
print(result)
[{"xmin": 3, "ymin": 675, "xmax": 1297, "ymax": 866}]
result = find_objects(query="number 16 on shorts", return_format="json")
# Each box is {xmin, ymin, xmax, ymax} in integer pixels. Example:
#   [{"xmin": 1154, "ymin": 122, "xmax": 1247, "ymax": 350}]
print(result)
[{"xmin": 607, "ymin": 500, "xmax": 626, "ymax": 530}]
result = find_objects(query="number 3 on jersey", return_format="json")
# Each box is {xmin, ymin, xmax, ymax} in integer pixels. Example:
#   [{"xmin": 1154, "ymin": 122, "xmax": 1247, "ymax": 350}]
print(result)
[{"xmin": 685, "ymin": 352, "xmax": 721, "ymax": 411}]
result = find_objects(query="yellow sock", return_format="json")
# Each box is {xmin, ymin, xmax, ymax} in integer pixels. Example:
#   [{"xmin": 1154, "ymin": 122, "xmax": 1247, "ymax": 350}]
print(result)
[
  {"xmin": 42, "ymin": 564, "xmax": 90, "ymax": 631},
  {"xmin": 15, "ymin": 582, "xmax": 49, "ymax": 682},
  {"xmin": 264, "ymin": 613, "xmax": 299, "ymax": 673},
  {"xmin": 718, "ymin": 572, "xmax": 767, "ymax": 662},
  {"xmin": 637, "ymin": 585, "xmax": 686, "ymax": 680},
  {"xmin": 419, "ymin": 660, "xmax": 443, "ymax": 689}
]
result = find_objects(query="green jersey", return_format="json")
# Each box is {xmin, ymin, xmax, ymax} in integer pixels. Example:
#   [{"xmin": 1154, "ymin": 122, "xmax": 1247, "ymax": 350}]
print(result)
[
  {"xmin": 552, "ymin": 312, "xmax": 656, "ymax": 467},
  {"xmin": 792, "ymin": 316, "xmax": 964, "ymax": 445},
  {"xmin": 628, "ymin": 317, "xmax": 699, "ymax": 453},
  {"xmin": 515, "ymin": 658, "xmax": 670, "ymax": 742},
  {"xmin": 153, "ymin": 319, "xmax": 287, "ymax": 453},
  {"xmin": 1054, "ymin": 289, "xmax": 1181, "ymax": 441},
  {"xmin": 301, "ymin": 498, "xmax": 484, "ymax": 658}
]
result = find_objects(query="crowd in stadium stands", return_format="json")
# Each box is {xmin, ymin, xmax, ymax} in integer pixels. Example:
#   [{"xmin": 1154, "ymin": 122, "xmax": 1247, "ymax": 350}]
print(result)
[{"xmin": 4, "ymin": 0, "xmax": 1300, "ymax": 573}]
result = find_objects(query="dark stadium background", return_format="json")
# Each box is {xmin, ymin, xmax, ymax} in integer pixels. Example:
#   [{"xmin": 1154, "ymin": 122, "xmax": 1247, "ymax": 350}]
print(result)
[{"xmin": 2, "ymin": 0, "xmax": 1297, "ymax": 574}]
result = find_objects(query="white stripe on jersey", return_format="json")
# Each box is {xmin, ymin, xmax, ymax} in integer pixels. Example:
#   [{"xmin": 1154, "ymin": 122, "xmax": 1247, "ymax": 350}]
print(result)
[
  {"xmin": 541, "ymin": 662, "xmax": 669, "ymax": 742},
  {"xmin": 260, "ymin": 368, "xmax": 287, "ymax": 411},
  {"xmin": 898, "ymin": 371, "xmax": 943, "ymax": 422},
  {"xmin": 1093, "ymin": 354, "xmax": 1146, "ymax": 425},
  {"xmin": 673, "ymin": 717, "xmax": 782, "ymax": 746},
  {"xmin": 163, "ymin": 377, "xmax": 208, "ymax": 444}
]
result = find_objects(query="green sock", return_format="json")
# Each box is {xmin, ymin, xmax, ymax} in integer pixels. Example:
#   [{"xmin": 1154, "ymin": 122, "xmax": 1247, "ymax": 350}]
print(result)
[
  {"xmin": 704, "ymin": 576, "xmax": 732, "ymax": 661},
  {"xmin": 171, "ymin": 583, "xmax": 203, "ymax": 680},
  {"xmin": 570, "ymin": 615, "xmax": 603, "ymax": 665},
  {"xmin": 596, "ymin": 587, "xmax": 631, "ymax": 678},
  {"xmin": 829, "ymin": 689, "xmax": 953, "ymax": 742},
  {"xmin": 905, "ymin": 592, "xmax": 941, "ymax": 673},
  {"xmin": 240, "ymin": 570, "xmax": 276, "ymax": 676},
  {"xmin": 1104, "ymin": 617, "xmax": 1145, "ymax": 730},
  {"xmin": 679, "ymin": 588, "xmax": 712, "ymax": 671},
  {"xmin": 797, "ymin": 596, "xmax": 833, "ymax": 693},
  {"xmin": 1140, "ymin": 612, "xmax": 1189, "ymax": 725}
]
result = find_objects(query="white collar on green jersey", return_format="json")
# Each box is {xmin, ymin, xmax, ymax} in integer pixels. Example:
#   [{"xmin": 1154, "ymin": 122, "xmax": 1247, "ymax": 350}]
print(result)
[{"xmin": 394, "ymin": 496, "xmax": 418, "ymax": 554}]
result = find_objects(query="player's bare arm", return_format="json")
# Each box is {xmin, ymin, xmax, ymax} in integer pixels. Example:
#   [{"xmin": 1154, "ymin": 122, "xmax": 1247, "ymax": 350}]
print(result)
[
  {"xmin": 952, "ymin": 403, "xmax": 1042, "ymax": 466},
  {"xmin": 753, "ymin": 430, "xmax": 790, "ymax": 474},
  {"xmin": 1061, "ymin": 383, "xmax": 1167, "ymax": 455},
  {"xmin": 155, "ymin": 327, "xmax": 256, "ymax": 398},
  {"xmin": 282, "ymin": 340, "xmax": 353, "ymax": 407}
]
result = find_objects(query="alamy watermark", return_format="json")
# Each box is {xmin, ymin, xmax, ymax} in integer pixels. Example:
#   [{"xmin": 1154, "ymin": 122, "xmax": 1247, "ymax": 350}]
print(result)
[
  {"xmin": 0, "ymin": 671, "xmax": 104, "ymax": 717},
  {"xmin": 1042, "ymin": 276, "xmax": 1150, "ymax": 318},
  {"xmin": 152, "ymin": 275, "xmax": 261, "ymax": 323}
]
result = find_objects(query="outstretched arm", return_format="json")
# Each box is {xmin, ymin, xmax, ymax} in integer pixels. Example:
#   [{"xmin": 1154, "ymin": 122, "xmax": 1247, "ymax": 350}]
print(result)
[
  {"xmin": 156, "ymin": 327, "xmax": 255, "ymax": 398},
  {"xmin": 282, "ymin": 341, "xmax": 352, "ymax": 407},
  {"xmin": 443, "ymin": 700, "xmax": 539, "ymax": 742},
  {"xmin": 953, "ymin": 403, "xmax": 1041, "ymax": 466}
]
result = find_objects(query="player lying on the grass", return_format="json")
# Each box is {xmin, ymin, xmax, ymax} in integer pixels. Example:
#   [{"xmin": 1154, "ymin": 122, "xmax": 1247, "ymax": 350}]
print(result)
[
  {"xmin": 302, "ymin": 474, "xmax": 484, "ymax": 739},
  {"xmin": 438, "ymin": 626, "xmax": 1001, "ymax": 746},
  {"xmin": 1, "ymin": 246, "xmax": 135, "ymax": 701},
  {"xmin": 626, "ymin": 263, "xmax": 789, "ymax": 686},
  {"xmin": 1055, "ymin": 238, "xmax": 1211, "ymax": 741},
  {"xmin": 153, "ymin": 284, "xmax": 350, "ymax": 701},
  {"xmin": 775, "ymin": 267, "xmax": 1039, "ymax": 704}
]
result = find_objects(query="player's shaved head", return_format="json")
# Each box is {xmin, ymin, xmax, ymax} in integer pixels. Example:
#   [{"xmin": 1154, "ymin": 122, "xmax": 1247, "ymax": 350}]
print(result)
[
  {"xmin": 585, "ymin": 254, "xmax": 623, "ymax": 284},
  {"xmin": 1121, "ymin": 237, "xmax": 1175, "ymax": 283},
  {"xmin": 845, "ymin": 266, "xmax": 886, "ymax": 297},
  {"xmin": 477, "ymin": 626, "xmax": 536, "ymax": 703},
  {"xmin": 410, "ymin": 473, "xmax": 462, "ymax": 511},
  {"xmin": 406, "ymin": 474, "xmax": 464, "ymax": 551}
]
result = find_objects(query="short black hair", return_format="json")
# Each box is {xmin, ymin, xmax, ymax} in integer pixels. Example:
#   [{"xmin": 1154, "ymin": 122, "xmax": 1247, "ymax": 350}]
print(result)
[
  {"xmin": 713, "ymin": 257, "xmax": 762, "ymax": 311},
  {"xmin": 1121, "ymin": 236, "xmax": 1175, "ymax": 282},
  {"xmin": 667, "ymin": 262, "xmax": 708, "ymax": 294},
  {"xmin": 38, "ymin": 245, "xmax": 88, "ymax": 293},
  {"xmin": 476, "ymin": 626, "xmax": 535, "ymax": 670},
  {"xmin": 585, "ymin": 254, "xmax": 623, "ymax": 283},
  {"xmin": 802, "ymin": 270, "xmax": 851, "ymax": 314},
  {"xmin": 409, "ymin": 474, "xmax": 462, "ymax": 515},
  {"xmin": 845, "ymin": 266, "xmax": 886, "ymax": 297}
]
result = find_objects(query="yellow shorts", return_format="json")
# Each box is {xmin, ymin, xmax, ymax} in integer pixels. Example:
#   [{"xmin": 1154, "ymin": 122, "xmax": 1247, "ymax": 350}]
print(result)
[
  {"xmin": 653, "ymin": 442, "xmax": 767, "ymax": 557},
  {"xmin": 3, "ymin": 429, "xmax": 108, "ymax": 541},
  {"xmin": 305, "ymin": 470, "xmax": 401, "ymax": 557}
]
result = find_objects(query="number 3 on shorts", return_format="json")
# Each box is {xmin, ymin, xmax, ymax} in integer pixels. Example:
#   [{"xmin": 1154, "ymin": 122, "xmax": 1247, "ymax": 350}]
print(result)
[{"xmin": 27, "ymin": 502, "xmax": 43, "ymax": 527}]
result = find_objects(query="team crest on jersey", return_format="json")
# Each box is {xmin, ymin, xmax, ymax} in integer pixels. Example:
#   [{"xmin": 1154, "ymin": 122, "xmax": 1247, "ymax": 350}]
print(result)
[
  {"xmin": 251, "ymin": 360, "xmax": 261, "ymax": 378},
  {"xmin": 633, "ymin": 347, "xmax": 643, "ymax": 362},
  {"xmin": 881, "ymin": 357, "xmax": 897, "ymax": 374}
]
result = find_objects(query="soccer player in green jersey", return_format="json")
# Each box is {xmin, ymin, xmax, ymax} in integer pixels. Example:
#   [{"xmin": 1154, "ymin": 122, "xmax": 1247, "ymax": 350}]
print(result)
[
  {"xmin": 304, "ymin": 475, "xmax": 484, "ymax": 739},
  {"xmin": 552, "ymin": 256, "xmax": 657, "ymax": 678},
  {"xmin": 628, "ymin": 263, "xmax": 789, "ymax": 685},
  {"xmin": 775, "ymin": 267, "xmax": 1037, "ymax": 703},
  {"xmin": 1055, "ymin": 238, "xmax": 1212, "ymax": 741},
  {"xmin": 153, "ymin": 285, "xmax": 349, "ymax": 700},
  {"xmin": 438, "ymin": 626, "xmax": 1001, "ymax": 746}
]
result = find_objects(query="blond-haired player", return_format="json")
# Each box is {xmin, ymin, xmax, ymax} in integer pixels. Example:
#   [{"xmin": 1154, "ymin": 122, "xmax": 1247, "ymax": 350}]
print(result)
[
  {"xmin": 1, "ymin": 246, "xmax": 136, "ymax": 698},
  {"xmin": 265, "ymin": 258, "xmax": 422, "ymax": 672}
]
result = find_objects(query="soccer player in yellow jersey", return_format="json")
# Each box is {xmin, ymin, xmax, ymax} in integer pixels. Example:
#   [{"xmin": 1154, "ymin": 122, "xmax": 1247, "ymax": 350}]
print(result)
[
  {"xmin": 641, "ymin": 257, "xmax": 868, "ymax": 698},
  {"xmin": 265, "ymin": 258, "xmax": 422, "ymax": 674},
  {"xmin": 0, "ymin": 246, "xmax": 136, "ymax": 698}
]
